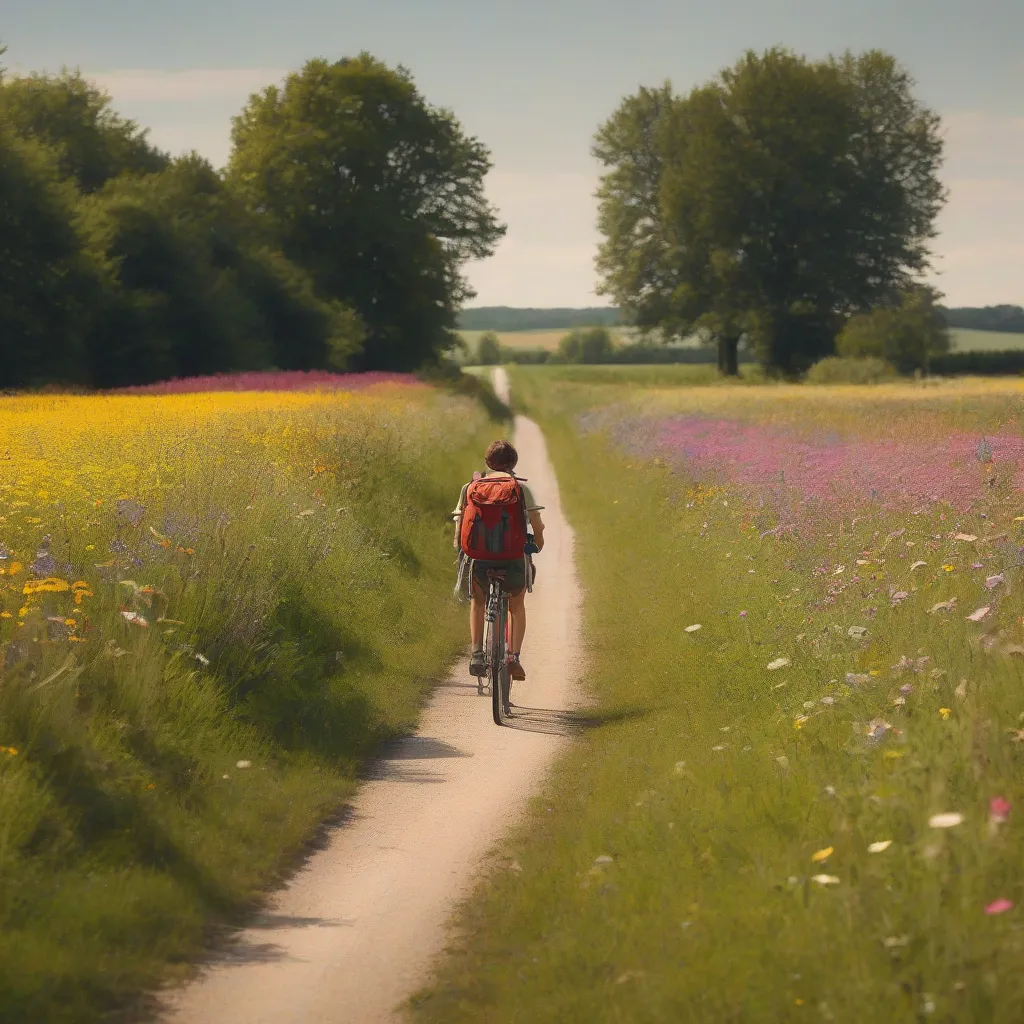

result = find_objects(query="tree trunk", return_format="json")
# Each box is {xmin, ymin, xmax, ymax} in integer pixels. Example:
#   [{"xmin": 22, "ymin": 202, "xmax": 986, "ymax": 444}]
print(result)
[{"xmin": 717, "ymin": 333, "xmax": 740, "ymax": 376}]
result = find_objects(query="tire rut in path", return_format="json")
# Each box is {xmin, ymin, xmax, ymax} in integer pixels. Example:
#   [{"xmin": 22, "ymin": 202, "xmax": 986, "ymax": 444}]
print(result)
[{"xmin": 160, "ymin": 369, "xmax": 583, "ymax": 1024}]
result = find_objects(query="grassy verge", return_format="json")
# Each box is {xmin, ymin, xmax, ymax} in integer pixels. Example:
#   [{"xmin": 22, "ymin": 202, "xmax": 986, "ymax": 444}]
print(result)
[
  {"xmin": 0, "ymin": 381, "xmax": 498, "ymax": 1022},
  {"xmin": 412, "ymin": 371, "xmax": 1024, "ymax": 1022},
  {"xmin": 510, "ymin": 363, "xmax": 765, "ymax": 389}
]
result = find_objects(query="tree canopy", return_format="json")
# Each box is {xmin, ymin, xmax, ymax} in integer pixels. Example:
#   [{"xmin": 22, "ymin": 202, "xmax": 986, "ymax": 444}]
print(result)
[
  {"xmin": 0, "ymin": 122, "xmax": 100, "ymax": 389},
  {"xmin": 0, "ymin": 47, "xmax": 505, "ymax": 389},
  {"xmin": 0, "ymin": 70, "xmax": 168, "ymax": 192},
  {"xmin": 594, "ymin": 48, "xmax": 946, "ymax": 376},
  {"xmin": 79, "ymin": 154, "xmax": 363, "ymax": 387},
  {"xmin": 228, "ymin": 54, "xmax": 505, "ymax": 371}
]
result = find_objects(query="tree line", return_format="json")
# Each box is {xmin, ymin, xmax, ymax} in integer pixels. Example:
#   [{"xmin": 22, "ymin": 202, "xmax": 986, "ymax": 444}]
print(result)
[
  {"xmin": 941, "ymin": 305, "xmax": 1024, "ymax": 334},
  {"xmin": 593, "ymin": 47, "xmax": 952, "ymax": 377},
  {"xmin": 0, "ymin": 47, "xmax": 503, "ymax": 389},
  {"xmin": 458, "ymin": 306, "xmax": 623, "ymax": 331}
]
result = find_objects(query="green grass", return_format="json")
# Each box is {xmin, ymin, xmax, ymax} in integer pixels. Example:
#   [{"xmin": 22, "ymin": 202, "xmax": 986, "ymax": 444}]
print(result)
[
  {"xmin": 511, "ymin": 363, "xmax": 765, "ymax": 389},
  {"xmin": 952, "ymin": 328, "xmax": 1024, "ymax": 353},
  {"xmin": 411, "ymin": 371, "xmax": 1024, "ymax": 1023},
  {"xmin": 0, "ymin": 384, "xmax": 500, "ymax": 1021}
]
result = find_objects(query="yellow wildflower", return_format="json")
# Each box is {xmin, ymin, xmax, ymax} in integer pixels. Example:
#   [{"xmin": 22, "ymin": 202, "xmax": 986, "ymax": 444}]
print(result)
[
  {"xmin": 8, "ymin": 562, "xmax": 22, "ymax": 575},
  {"xmin": 812, "ymin": 846, "xmax": 834, "ymax": 863},
  {"xmin": 939, "ymin": 707, "xmax": 952, "ymax": 720},
  {"xmin": 22, "ymin": 578, "xmax": 70, "ymax": 596}
]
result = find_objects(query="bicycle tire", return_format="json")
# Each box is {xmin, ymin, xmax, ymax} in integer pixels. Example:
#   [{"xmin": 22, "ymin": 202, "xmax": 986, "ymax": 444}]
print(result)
[{"xmin": 490, "ymin": 588, "xmax": 510, "ymax": 726}]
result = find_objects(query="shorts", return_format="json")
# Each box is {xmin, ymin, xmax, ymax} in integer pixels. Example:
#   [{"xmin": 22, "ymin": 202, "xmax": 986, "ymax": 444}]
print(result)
[{"xmin": 472, "ymin": 558, "xmax": 534, "ymax": 595}]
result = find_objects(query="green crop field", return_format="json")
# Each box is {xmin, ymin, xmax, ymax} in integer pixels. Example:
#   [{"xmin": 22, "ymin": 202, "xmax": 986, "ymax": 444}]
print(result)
[
  {"xmin": 458, "ymin": 327, "xmax": 642, "ymax": 353},
  {"xmin": 952, "ymin": 328, "xmax": 1024, "ymax": 352}
]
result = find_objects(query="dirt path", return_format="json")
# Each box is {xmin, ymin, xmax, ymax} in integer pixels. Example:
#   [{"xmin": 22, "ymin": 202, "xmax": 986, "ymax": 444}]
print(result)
[{"xmin": 161, "ymin": 369, "xmax": 582, "ymax": 1024}]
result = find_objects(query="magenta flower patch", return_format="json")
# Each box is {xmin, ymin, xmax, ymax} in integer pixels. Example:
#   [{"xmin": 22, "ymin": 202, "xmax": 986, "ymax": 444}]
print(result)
[{"xmin": 652, "ymin": 416, "xmax": 1024, "ymax": 511}]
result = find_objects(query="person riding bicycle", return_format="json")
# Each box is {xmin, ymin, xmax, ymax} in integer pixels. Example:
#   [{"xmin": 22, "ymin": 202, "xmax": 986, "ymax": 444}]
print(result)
[{"xmin": 453, "ymin": 440, "xmax": 545, "ymax": 682}]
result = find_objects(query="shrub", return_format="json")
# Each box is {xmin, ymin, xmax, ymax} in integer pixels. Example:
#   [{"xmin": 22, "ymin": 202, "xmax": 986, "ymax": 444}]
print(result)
[
  {"xmin": 837, "ymin": 287, "xmax": 949, "ymax": 373},
  {"xmin": 559, "ymin": 326, "xmax": 614, "ymax": 364},
  {"xmin": 476, "ymin": 332, "xmax": 500, "ymax": 365},
  {"xmin": 805, "ymin": 355, "xmax": 896, "ymax": 384}
]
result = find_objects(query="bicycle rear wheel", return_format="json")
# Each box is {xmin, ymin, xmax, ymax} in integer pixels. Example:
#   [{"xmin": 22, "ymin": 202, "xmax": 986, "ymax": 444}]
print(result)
[{"xmin": 490, "ymin": 589, "xmax": 511, "ymax": 725}]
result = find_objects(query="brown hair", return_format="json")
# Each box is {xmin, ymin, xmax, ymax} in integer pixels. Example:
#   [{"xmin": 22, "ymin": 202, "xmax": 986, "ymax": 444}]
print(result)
[{"xmin": 484, "ymin": 440, "xmax": 518, "ymax": 472}]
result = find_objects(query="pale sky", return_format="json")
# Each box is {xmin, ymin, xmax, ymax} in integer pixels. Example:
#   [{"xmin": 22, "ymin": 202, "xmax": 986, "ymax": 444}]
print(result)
[{"xmin": 4, "ymin": 0, "xmax": 1022, "ymax": 308}]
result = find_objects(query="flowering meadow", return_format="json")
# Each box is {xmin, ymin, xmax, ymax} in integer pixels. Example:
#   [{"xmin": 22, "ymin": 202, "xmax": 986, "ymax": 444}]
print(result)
[
  {"xmin": 0, "ymin": 381, "xmax": 489, "ymax": 1020},
  {"xmin": 416, "ymin": 369, "xmax": 1024, "ymax": 1023},
  {"xmin": 104, "ymin": 369, "xmax": 421, "ymax": 395}
]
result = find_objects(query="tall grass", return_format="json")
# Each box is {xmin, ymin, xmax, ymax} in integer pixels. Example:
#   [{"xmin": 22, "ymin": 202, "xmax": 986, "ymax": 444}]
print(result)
[
  {"xmin": 413, "ymin": 371, "xmax": 1024, "ymax": 1023},
  {"xmin": 0, "ymin": 384, "xmax": 494, "ymax": 1021}
]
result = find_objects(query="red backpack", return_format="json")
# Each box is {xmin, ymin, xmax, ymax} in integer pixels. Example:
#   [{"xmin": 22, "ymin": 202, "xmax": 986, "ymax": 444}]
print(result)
[{"xmin": 459, "ymin": 474, "xmax": 528, "ymax": 561}]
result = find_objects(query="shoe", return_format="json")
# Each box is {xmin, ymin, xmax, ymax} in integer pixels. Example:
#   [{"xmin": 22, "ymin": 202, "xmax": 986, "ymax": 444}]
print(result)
[
  {"xmin": 507, "ymin": 654, "xmax": 526, "ymax": 681},
  {"xmin": 469, "ymin": 650, "xmax": 486, "ymax": 677}
]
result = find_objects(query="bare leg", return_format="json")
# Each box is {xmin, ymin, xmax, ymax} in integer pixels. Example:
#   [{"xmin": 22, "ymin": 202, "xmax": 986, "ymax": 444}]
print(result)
[
  {"xmin": 470, "ymin": 582, "xmax": 485, "ymax": 649},
  {"xmin": 508, "ymin": 589, "xmax": 526, "ymax": 653}
]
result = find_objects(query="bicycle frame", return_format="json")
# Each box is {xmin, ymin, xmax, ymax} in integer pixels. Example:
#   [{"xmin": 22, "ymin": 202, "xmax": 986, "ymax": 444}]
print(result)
[{"xmin": 483, "ymin": 570, "xmax": 512, "ymax": 725}]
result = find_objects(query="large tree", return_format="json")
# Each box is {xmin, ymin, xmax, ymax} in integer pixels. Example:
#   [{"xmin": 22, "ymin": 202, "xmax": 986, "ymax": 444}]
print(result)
[
  {"xmin": 227, "ymin": 54, "xmax": 505, "ymax": 371},
  {"xmin": 0, "ymin": 70, "xmax": 168, "ymax": 193},
  {"xmin": 0, "ymin": 123, "xmax": 99, "ymax": 388},
  {"xmin": 592, "ymin": 84, "xmax": 678, "ymax": 335},
  {"xmin": 594, "ymin": 48, "xmax": 945, "ymax": 376}
]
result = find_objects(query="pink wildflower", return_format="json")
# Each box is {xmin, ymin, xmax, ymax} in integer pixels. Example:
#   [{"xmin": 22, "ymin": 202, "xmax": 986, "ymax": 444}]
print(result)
[
  {"xmin": 985, "ymin": 899, "xmax": 1013, "ymax": 915},
  {"xmin": 990, "ymin": 797, "xmax": 1011, "ymax": 824}
]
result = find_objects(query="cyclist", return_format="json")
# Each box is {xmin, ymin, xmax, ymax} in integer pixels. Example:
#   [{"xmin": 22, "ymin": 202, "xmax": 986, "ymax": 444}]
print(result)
[{"xmin": 453, "ymin": 440, "xmax": 544, "ymax": 681}]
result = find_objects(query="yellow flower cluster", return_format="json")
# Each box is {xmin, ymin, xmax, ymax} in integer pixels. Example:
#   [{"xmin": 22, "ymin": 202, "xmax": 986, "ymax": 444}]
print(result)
[
  {"xmin": 0, "ymin": 386, "xmax": 442, "ymax": 653},
  {"xmin": 22, "ymin": 578, "xmax": 70, "ymax": 595}
]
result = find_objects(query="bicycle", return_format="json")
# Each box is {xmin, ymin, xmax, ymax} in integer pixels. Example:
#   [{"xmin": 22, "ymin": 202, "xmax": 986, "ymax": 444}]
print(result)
[{"xmin": 482, "ymin": 568, "xmax": 513, "ymax": 725}]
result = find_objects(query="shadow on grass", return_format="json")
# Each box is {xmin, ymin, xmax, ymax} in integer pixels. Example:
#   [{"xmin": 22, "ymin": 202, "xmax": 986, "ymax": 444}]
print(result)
[
  {"xmin": 32, "ymin": 734, "xmax": 234, "ymax": 915},
  {"xmin": 503, "ymin": 703, "xmax": 651, "ymax": 737}
]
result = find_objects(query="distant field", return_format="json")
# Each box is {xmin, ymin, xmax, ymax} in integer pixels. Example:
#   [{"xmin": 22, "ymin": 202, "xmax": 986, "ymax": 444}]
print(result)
[
  {"xmin": 459, "ymin": 328, "xmax": 639, "ymax": 352},
  {"xmin": 456, "ymin": 327, "xmax": 711, "ymax": 355},
  {"xmin": 459, "ymin": 326, "xmax": 1024, "ymax": 358},
  {"xmin": 951, "ymin": 327, "xmax": 1024, "ymax": 352}
]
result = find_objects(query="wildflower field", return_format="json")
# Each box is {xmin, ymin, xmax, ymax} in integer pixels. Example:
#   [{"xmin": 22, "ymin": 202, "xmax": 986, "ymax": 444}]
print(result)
[
  {"xmin": 415, "ymin": 368, "xmax": 1024, "ymax": 1022},
  {"xmin": 0, "ymin": 378, "xmax": 493, "ymax": 1021}
]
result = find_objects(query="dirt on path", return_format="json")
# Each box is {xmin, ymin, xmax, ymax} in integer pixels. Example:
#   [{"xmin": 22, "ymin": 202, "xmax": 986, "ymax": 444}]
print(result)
[{"xmin": 160, "ymin": 368, "xmax": 582, "ymax": 1024}]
